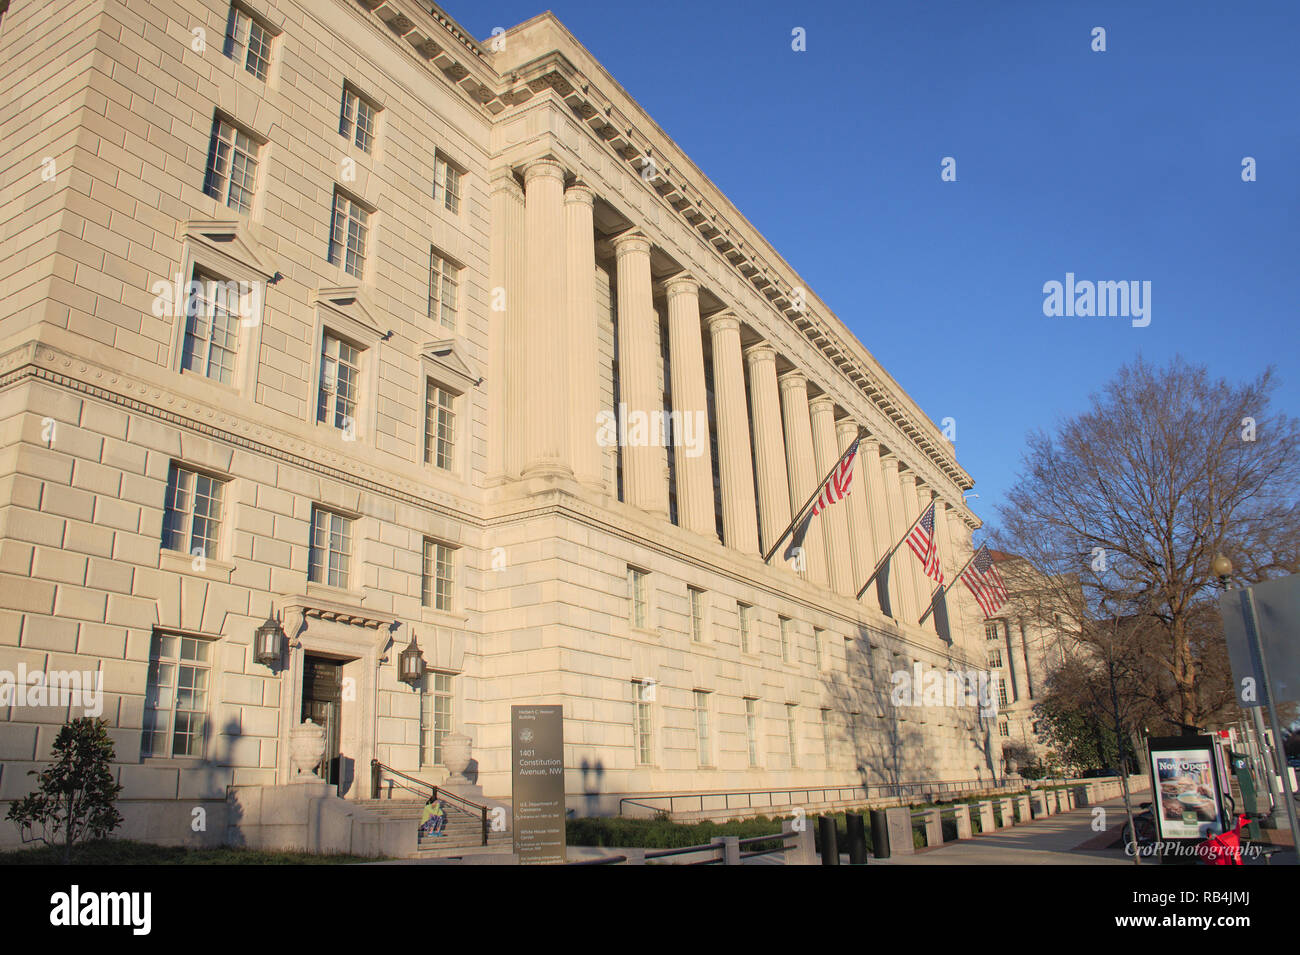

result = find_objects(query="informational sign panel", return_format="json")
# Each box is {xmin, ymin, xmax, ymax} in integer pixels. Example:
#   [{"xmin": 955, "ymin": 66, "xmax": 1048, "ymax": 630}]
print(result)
[
  {"xmin": 1147, "ymin": 735, "xmax": 1226, "ymax": 842},
  {"xmin": 511, "ymin": 705, "xmax": 566, "ymax": 865},
  {"xmin": 1218, "ymin": 573, "xmax": 1300, "ymax": 707}
]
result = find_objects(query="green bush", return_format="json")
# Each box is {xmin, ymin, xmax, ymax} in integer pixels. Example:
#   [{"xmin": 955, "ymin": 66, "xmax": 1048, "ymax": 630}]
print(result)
[{"xmin": 566, "ymin": 814, "xmax": 790, "ymax": 851}]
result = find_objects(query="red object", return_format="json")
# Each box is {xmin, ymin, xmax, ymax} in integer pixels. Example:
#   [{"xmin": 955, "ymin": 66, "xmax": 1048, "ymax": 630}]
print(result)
[{"xmin": 1197, "ymin": 814, "xmax": 1249, "ymax": 865}]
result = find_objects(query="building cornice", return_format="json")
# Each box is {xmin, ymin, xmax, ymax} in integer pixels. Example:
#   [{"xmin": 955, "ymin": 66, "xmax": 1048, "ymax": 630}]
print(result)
[{"xmin": 341, "ymin": 0, "xmax": 976, "ymax": 503}]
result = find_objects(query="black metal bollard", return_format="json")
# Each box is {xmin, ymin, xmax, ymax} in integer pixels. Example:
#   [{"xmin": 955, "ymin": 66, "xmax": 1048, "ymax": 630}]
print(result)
[
  {"xmin": 818, "ymin": 815, "xmax": 840, "ymax": 865},
  {"xmin": 870, "ymin": 809, "xmax": 890, "ymax": 859},
  {"xmin": 845, "ymin": 813, "xmax": 868, "ymax": 865}
]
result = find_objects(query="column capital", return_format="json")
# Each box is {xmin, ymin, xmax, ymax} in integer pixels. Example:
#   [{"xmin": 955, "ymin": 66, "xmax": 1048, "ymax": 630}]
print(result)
[
  {"xmin": 835, "ymin": 416, "xmax": 861, "ymax": 439},
  {"xmin": 612, "ymin": 230, "xmax": 652, "ymax": 258},
  {"xmin": 564, "ymin": 180, "xmax": 595, "ymax": 205},
  {"xmin": 705, "ymin": 310, "xmax": 740, "ymax": 334},
  {"xmin": 489, "ymin": 168, "xmax": 523, "ymax": 199},
  {"xmin": 809, "ymin": 394, "xmax": 836, "ymax": 416},
  {"xmin": 778, "ymin": 368, "xmax": 807, "ymax": 393},
  {"xmin": 663, "ymin": 272, "xmax": 699, "ymax": 299},
  {"xmin": 744, "ymin": 341, "xmax": 778, "ymax": 366},
  {"xmin": 879, "ymin": 451, "xmax": 900, "ymax": 472},
  {"xmin": 522, "ymin": 157, "xmax": 566, "ymax": 185}
]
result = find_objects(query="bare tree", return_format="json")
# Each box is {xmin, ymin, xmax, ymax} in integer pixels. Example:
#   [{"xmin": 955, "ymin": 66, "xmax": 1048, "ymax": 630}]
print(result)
[{"xmin": 994, "ymin": 357, "xmax": 1300, "ymax": 732}]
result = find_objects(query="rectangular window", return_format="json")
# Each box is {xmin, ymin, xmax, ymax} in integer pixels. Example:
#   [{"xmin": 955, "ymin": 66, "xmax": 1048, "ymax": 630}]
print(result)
[
  {"xmin": 737, "ymin": 602, "xmax": 752, "ymax": 654},
  {"xmin": 998, "ymin": 719, "xmax": 1010, "ymax": 738},
  {"xmin": 821, "ymin": 708, "xmax": 831, "ymax": 758},
  {"xmin": 779, "ymin": 616, "xmax": 792, "ymax": 664},
  {"xmin": 627, "ymin": 567, "xmax": 647, "ymax": 629},
  {"xmin": 202, "ymin": 116, "xmax": 259, "ymax": 215},
  {"xmin": 181, "ymin": 268, "xmax": 241, "ymax": 385},
  {"xmin": 428, "ymin": 249, "xmax": 459, "ymax": 331},
  {"xmin": 744, "ymin": 698, "xmax": 759, "ymax": 767},
  {"xmin": 985, "ymin": 619, "xmax": 1003, "ymax": 641},
  {"xmin": 785, "ymin": 703, "xmax": 798, "ymax": 768},
  {"xmin": 222, "ymin": 4, "xmax": 272, "ymax": 81},
  {"xmin": 142, "ymin": 632, "xmax": 211, "ymax": 758},
  {"xmin": 328, "ymin": 189, "xmax": 369, "ymax": 278},
  {"xmin": 422, "ymin": 538, "xmax": 454, "ymax": 612},
  {"xmin": 987, "ymin": 649, "xmax": 1003, "ymax": 669},
  {"xmin": 997, "ymin": 680, "xmax": 1010, "ymax": 708},
  {"xmin": 813, "ymin": 627, "xmax": 825, "ymax": 670},
  {"xmin": 338, "ymin": 84, "xmax": 378, "ymax": 153},
  {"xmin": 309, "ymin": 506, "xmax": 352, "ymax": 589},
  {"xmin": 689, "ymin": 588, "xmax": 704, "ymax": 643},
  {"xmin": 317, "ymin": 333, "xmax": 361, "ymax": 432},
  {"xmin": 433, "ymin": 153, "xmax": 462, "ymax": 214},
  {"xmin": 694, "ymin": 690, "xmax": 711, "ymax": 767},
  {"xmin": 161, "ymin": 464, "xmax": 225, "ymax": 560},
  {"xmin": 419, "ymin": 671, "xmax": 453, "ymax": 767},
  {"xmin": 633, "ymin": 680, "xmax": 653, "ymax": 765},
  {"xmin": 424, "ymin": 381, "xmax": 456, "ymax": 470}
]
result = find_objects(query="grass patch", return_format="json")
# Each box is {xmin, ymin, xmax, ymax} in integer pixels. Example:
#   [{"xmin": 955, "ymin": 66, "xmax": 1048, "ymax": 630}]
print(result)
[{"xmin": 0, "ymin": 839, "xmax": 377, "ymax": 865}]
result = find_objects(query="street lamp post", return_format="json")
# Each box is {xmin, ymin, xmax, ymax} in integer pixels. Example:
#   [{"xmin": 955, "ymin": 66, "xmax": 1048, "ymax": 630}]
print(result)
[{"xmin": 1213, "ymin": 554, "xmax": 1300, "ymax": 846}]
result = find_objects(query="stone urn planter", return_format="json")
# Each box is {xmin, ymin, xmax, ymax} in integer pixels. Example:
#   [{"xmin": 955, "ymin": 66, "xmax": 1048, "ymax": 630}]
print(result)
[
  {"xmin": 289, "ymin": 718, "xmax": 326, "ymax": 780},
  {"xmin": 441, "ymin": 732, "xmax": 472, "ymax": 782}
]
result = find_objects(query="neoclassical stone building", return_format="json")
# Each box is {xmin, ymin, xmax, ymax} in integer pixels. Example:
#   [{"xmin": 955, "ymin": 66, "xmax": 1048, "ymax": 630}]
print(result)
[{"xmin": 0, "ymin": 0, "xmax": 998, "ymax": 847}]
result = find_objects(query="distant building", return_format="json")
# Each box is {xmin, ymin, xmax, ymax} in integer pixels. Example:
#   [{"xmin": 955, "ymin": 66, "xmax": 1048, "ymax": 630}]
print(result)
[{"xmin": 984, "ymin": 552, "xmax": 1078, "ymax": 771}]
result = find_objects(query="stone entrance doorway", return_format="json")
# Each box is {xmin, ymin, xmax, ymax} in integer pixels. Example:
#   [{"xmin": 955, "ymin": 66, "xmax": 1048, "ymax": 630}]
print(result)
[{"xmin": 302, "ymin": 655, "xmax": 344, "ymax": 785}]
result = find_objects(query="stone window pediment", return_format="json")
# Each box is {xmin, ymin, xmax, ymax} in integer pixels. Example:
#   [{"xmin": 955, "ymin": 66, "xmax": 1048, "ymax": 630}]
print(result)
[
  {"xmin": 420, "ymin": 338, "xmax": 480, "ymax": 393},
  {"xmin": 312, "ymin": 285, "xmax": 387, "ymax": 343},
  {"xmin": 182, "ymin": 218, "xmax": 277, "ymax": 280}
]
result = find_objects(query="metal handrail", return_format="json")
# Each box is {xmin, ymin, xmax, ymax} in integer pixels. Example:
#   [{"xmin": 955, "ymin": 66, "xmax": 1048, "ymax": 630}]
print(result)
[
  {"xmin": 645, "ymin": 843, "xmax": 722, "ymax": 859},
  {"xmin": 370, "ymin": 759, "xmax": 490, "ymax": 846},
  {"xmin": 567, "ymin": 855, "xmax": 627, "ymax": 865},
  {"xmin": 617, "ymin": 778, "xmax": 1021, "ymax": 818}
]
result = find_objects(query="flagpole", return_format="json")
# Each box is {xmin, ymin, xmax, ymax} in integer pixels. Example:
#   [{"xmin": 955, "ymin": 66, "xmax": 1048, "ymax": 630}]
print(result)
[
  {"xmin": 853, "ymin": 503, "xmax": 931, "ymax": 601},
  {"xmin": 761, "ymin": 428, "xmax": 864, "ymax": 564},
  {"xmin": 917, "ymin": 544, "xmax": 983, "ymax": 625}
]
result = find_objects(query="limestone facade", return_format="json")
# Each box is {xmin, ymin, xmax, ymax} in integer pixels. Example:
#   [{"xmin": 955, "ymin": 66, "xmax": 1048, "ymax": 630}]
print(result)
[{"xmin": 0, "ymin": 0, "xmax": 998, "ymax": 844}]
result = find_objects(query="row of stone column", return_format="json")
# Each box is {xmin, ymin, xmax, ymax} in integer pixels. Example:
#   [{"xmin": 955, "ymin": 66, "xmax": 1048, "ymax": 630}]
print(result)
[{"xmin": 495, "ymin": 157, "xmax": 975, "ymax": 633}]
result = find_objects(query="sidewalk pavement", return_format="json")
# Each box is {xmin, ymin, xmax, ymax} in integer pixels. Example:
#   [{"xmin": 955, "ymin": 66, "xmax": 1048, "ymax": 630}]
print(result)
[{"xmin": 864, "ymin": 797, "xmax": 1296, "ymax": 866}]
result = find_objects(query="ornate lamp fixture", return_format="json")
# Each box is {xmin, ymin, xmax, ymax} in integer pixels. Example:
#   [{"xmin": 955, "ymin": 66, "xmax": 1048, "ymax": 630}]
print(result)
[
  {"xmin": 254, "ymin": 607, "xmax": 285, "ymax": 668},
  {"xmin": 398, "ymin": 631, "xmax": 426, "ymax": 686}
]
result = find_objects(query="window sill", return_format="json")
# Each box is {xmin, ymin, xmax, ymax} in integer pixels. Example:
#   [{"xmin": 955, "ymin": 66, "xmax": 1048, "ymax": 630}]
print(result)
[
  {"xmin": 160, "ymin": 549, "xmax": 234, "ymax": 582},
  {"xmin": 306, "ymin": 581, "xmax": 361, "ymax": 605},
  {"xmin": 629, "ymin": 626, "xmax": 659, "ymax": 640},
  {"xmin": 419, "ymin": 606, "xmax": 469, "ymax": 628}
]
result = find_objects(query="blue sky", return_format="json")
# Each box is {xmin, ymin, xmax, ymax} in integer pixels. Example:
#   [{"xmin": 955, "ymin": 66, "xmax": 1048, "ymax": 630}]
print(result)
[{"xmin": 457, "ymin": 0, "xmax": 1299, "ymax": 535}]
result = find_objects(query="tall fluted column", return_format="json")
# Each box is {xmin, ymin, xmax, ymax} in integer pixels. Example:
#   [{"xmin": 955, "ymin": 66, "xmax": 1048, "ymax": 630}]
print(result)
[
  {"xmin": 836, "ymin": 417, "xmax": 872, "ymax": 603},
  {"xmin": 858, "ymin": 435, "xmax": 891, "ymax": 614},
  {"xmin": 664, "ymin": 274, "xmax": 715, "ymax": 538},
  {"xmin": 613, "ymin": 231, "xmax": 669, "ymax": 519},
  {"xmin": 947, "ymin": 508, "xmax": 979, "ymax": 656},
  {"xmin": 810, "ymin": 396, "xmax": 853, "ymax": 596},
  {"xmin": 565, "ymin": 182, "xmax": 602, "ymax": 489},
  {"xmin": 778, "ymin": 370, "xmax": 828, "ymax": 586},
  {"xmin": 705, "ymin": 312, "xmax": 759, "ymax": 554},
  {"xmin": 745, "ymin": 342, "xmax": 791, "ymax": 556},
  {"xmin": 489, "ymin": 169, "xmax": 525, "ymax": 482},
  {"xmin": 932, "ymin": 494, "xmax": 960, "ymax": 641},
  {"xmin": 522, "ymin": 159, "xmax": 570, "ymax": 478},
  {"xmin": 901, "ymin": 471, "xmax": 933, "ymax": 626},
  {"xmin": 880, "ymin": 453, "xmax": 917, "ymax": 624}
]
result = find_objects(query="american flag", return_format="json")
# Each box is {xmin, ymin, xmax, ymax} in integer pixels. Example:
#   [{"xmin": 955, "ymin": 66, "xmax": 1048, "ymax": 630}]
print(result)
[
  {"xmin": 959, "ymin": 545, "xmax": 1009, "ymax": 618},
  {"xmin": 906, "ymin": 503, "xmax": 943, "ymax": 584},
  {"xmin": 783, "ymin": 437, "xmax": 859, "ymax": 561}
]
